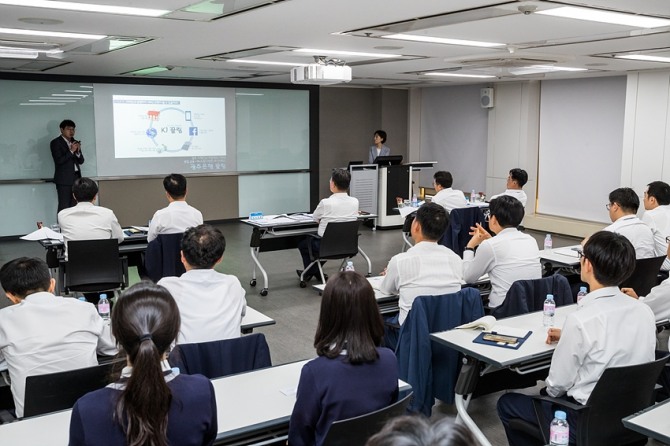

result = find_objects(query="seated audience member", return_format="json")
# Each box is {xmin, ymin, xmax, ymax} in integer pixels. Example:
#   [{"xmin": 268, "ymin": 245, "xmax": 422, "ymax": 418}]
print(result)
[
  {"xmin": 366, "ymin": 415, "xmax": 476, "ymax": 446},
  {"xmin": 0, "ymin": 257, "xmax": 116, "ymax": 418},
  {"xmin": 490, "ymin": 168, "xmax": 528, "ymax": 207},
  {"xmin": 69, "ymin": 282, "xmax": 217, "ymax": 446},
  {"xmin": 148, "ymin": 173, "xmax": 203, "ymax": 243},
  {"xmin": 603, "ymin": 187, "xmax": 656, "ymax": 259},
  {"xmin": 431, "ymin": 171, "xmax": 467, "ymax": 212},
  {"xmin": 158, "ymin": 224, "xmax": 246, "ymax": 344},
  {"xmin": 58, "ymin": 177, "xmax": 124, "ymax": 257},
  {"xmin": 297, "ymin": 168, "xmax": 359, "ymax": 281},
  {"xmin": 642, "ymin": 181, "xmax": 670, "ymax": 270},
  {"xmin": 497, "ymin": 231, "xmax": 656, "ymax": 446},
  {"xmin": 463, "ymin": 195, "xmax": 541, "ymax": 308},
  {"xmin": 380, "ymin": 202, "xmax": 463, "ymax": 327},
  {"xmin": 288, "ymin": 272, "xmax": 399, "ymax": 446}
]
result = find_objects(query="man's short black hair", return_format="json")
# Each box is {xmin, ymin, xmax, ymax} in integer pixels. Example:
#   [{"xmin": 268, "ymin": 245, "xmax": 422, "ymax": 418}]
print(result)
[
  {"xmin": 647, "ymin": 181, "xmax": 670, "ymax": 206},
  {"xmin": 72, "ymin": 177, "xmax": 98, "ymax": 202},
  {"xmin": 331, "ymin": 168, "xmax": 351, "ymax": 191},
  {"xmin": 59, "ymin": 119, "xmax": 75, "ymax": 129},
  {"xmin": 433, "ymin": 171, "xmax": 454, "ymax": 189},
  {"xmin": 583, "ymin": 231, "xmax": 635, "ymax": 286},
  {"xmin": 374, "ymin": 130, "xmax": 387, "ymax": 144},
  {"xmin": 509, "ymin": 168, "xmax": 528, "ymax": 187},
  {"xmin": 163, "ymin": 174, "xmax": 187, "ymax": 199},
  {"xmin": 415, "ymin": 202, "xmax": 449, "ymax": 241},
  {"xmin": 489, "ymin": 195, "xmax": 525, "ymax": 228},
  {"xmin": 609, "ymin": 187, "xmax": 639, "ymax": 214},
  {"xmin": 0, "ymin": 257, "xmax": 51, "ymax": 299},
  {"xmin": 181, "ymin": 224, "xmax": 226, "ymax": 269}
]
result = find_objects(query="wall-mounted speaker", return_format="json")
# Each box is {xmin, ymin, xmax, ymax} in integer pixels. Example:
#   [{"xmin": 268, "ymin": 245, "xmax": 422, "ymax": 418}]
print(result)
[{"xmin": 480, "ymin": 88, "xmax": 494, "ymax": 109}]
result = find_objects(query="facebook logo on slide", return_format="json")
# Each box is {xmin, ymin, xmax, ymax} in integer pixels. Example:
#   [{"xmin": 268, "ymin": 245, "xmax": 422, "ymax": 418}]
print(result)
[{"xmin": 189, "ymin": 127, "xmax": 198, "ymax": 136}]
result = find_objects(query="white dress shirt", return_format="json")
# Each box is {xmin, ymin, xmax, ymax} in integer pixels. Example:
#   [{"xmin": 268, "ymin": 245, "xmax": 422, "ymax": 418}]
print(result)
[
  {"xmin": 380, "ymin": 241, "xmax": 463, "ymax": 324},
  {"xmin": 642, "ymin": 205, "xmax": 670, "ymax": 270},
  {"xmin": 603, "ymin": 215, "xmax": 657, "ymax": 259},
  {"xmin": 639, "ymin": 278, "xmax": 670, "ymax": 349},
  {"xmin": 158, "ymin": 268, "xmax": 247, "ymax": 344},
  {"xmin": 490, "ymin": 189, "xmax": 528, "ymax": 207},
  {"xmin": 148, "ymin": 201, "xmax": 203, "ymax": 242},
  {"xmin": 312, "ymin": 193, "xmax": 359, "ymax": 237},
  {"xmin": 462, "ymin": 227, "xmax": 541, "ymax": 307},
  {"xmin": 58, "ymin": 201, "xmax": 124, "ymax": 257},
  {"xmin": 432, "ymin": 188, "xmax": 467, "ymax": 212},
  {"xmin": 546, "ymin": 287, "xmax": 656, "ymax": 404},
  {"xmin": 0, "ymin": 292, "xmax": 116, "ymax": 417}
]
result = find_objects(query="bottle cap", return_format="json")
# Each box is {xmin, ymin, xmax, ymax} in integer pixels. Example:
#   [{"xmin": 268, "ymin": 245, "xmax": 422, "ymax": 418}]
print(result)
[
  {"xmin": 547, "ymin": 294, "xmax": 554, "ymax": 298},
  {"xmin": 579, "ymin": 286, "xmax": 587, "ymax": 292},
  {"xmin": 100, "ymin": 293, "xmax": 107, "ymax": 299},
  {"xmin": 554, "ymin": 410, "xmax": 567, "ymax": 420}
]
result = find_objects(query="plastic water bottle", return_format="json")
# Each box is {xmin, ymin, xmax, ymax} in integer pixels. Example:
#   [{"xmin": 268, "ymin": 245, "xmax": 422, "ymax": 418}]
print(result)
[
  {"xmin": 77, "ymin": 296, "xmax": 87, "ymax": 302},
  {"xmin": 97, "ymin": 293, "xmax": 110, "ymax": 320},
  {"xmin": 543, "ymin": 293, "xmax": 555, "ymax": 328},
  {"xmin": 576, "ymin": 286, "xmax": 587, "ymax": 304},
  {"xmin": 470, "ymin": 189, "xmax": 476, "ymax": 203},
  {"xmin": 344, "ymin": 261, "xmax": 355, "ymax": 272},
  {"xmin": 544, "ymin": 234, "xmax": 553, "ymax": 250},
  {"xmin": 549, "ymin": 410, "xmax": 569, "ymax": 446},
  {"xmin": 411, "ymin": 193, "xmax": 418, "ymax": 207}
]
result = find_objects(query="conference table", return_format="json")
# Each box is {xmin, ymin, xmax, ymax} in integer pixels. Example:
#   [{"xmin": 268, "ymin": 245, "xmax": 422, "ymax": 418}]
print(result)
[
  {"xmin": 241, "ymin": 213, "xmax": 375, "ymax": 296},
  {"xmin": 430, "ymin": 305, "xmax": 578, "ymax": 446},
  {"xmin": 539, "ymin": 245, "xmax": 581, "ymax": 267},
  {"xmin": 0, "ymin": 360, "xmax": 410, "ymax": 446},
  {"xmin": 622, "ymin": 398, "xmax": 670, "ymax": 444}
]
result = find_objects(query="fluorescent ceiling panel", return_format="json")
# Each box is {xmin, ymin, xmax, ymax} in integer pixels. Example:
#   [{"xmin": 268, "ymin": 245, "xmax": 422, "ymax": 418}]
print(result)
[
  {"xmin": 294, "ymin": 48, "xmax": 401, "ymax": 59},
  {"xmin": 382, "ymin": 33, "xmax": 504, "ymax": 48},
  {"xmin": 0, "ymin": 27, "xmax": 105, "ymax": 39},
  {"xmin": 616, "ymin": 54, "xmax": 670, "ymax": 63},
  {"xmin": 0, "ymin": 0, "xmax": 169, "ymax": 17},
  {"xmin": 536, "ymin": 6, "xmax": 670, "ymax": 28}
]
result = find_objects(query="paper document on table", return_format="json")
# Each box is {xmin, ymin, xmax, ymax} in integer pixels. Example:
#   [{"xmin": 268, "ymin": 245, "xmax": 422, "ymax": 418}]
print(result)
[
  {"xmin": 553, "ymin": 248, "xmax": 579, "ymax": 258},
  {"xmin": 398, "ymin": 206, "xmax": 419, "ymax": 219},
  {"xmin": 280, "ymin": 386, "xmax": 298, "ymax": 397},
  {"xmin": 21, "ymin": 227, "xmax": 64, "ymax": 241},
  {"xmin": 457, "ymin": 315, "xmax": 530, "ymax": 338},
  {"xmin": 367, "ymin": 276, "xmax": 384, "ymax": 290},
  {"xmin": 131, "ymin": 226, "xmax": 149, "ymax": 232}
]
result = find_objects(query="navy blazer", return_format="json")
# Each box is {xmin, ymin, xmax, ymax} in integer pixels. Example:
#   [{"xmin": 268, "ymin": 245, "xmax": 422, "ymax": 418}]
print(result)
[{"xmin": 50, "ymin": 135, "xmax": 84, "ymax": 185}]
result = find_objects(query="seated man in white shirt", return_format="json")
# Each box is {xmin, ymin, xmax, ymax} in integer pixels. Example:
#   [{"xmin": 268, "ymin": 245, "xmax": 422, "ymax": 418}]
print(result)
[
  {"xmin": 58, "ymin": 177, "xmax": 124, "ymax": 257},
  {"xmin": 380, "ymin": 202, "xmax": 463, "ymax": 346},
  {"xmin": 0, "ymin": 257, "xmax": 117, "ymax": 418},
  {"xmin": 158, "ymin": 224, "xmax": 246, "ymax": 344},
  {"xmin": 603, "ymin": 187, "xmax": 656, "ymax": 259},
  {"xmin": 297, "ymin": 168, "xmax": 359, "ymax": 281},
  {"xmin": 148, "ymin": 173, "xmax": 203, "ymax": 243},
  {"xmin": 463, "ymin": 195, "xmax": 541, "ymax": 308},
  {"xmin": 430, "ymin": 171, "xmax": 466, "ymax": 212},
  {"xmin": 498, "ymin": 231, "xmax": 656, "ymax": 446},
  {"xmin": 490, "ymin": 168, "xmax": 528, "ymax": 207},
  {"xmin": 642, "ymin": 181, "xmax": 670, "ymax": 270}
]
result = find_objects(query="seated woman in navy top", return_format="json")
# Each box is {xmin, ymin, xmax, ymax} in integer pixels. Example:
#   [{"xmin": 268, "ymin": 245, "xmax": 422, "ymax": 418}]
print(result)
[
  {"xmin": 288, "ymin": 271, "xmax": 399, "ymax": 446},
  {"xmin": 69, "ymin": 282, "xmax": 217, "ymax": 446}
]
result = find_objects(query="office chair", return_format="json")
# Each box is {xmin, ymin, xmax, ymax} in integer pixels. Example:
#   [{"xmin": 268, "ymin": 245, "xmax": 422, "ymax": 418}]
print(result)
[
  {"xmin": 23, "ymin": 359, "xmax": 122, "ymax": 418},
  {"xmin": 60, "ymin": 239, "xmax": 128, "ymax": 295},
  {"xmin": 510, "ymin": 354, "xmax": 669, "ymax": 446},
  {"xmin": 401, "ymin": 212, "xmax": 415, "ymax": 252},
  {"xmin": 169, "ymin": 333, "xmax": 271, "ymax": 379},
  {"xmin": 491, "ymin": 274, "xmax": 573, "ymax": 318},
  {"xmin": 321, "ymin": 392, "xmax": 413, "ymax": 446},
  {"xmin": 299, "ymin": 220, "xmax": 361, "ymax": 286},
  {"xmin": 145, "ymin": 232, "xmax": 186, "ymax": 283},
  {"xmin": 620, "ymin": 255, "xmax": 666, "ymax": 297}
]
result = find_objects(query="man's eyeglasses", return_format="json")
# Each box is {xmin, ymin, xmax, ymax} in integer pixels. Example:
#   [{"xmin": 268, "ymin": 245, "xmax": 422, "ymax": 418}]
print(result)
[
  {"xmin": 576, "ymin": 249, "xmax": 585, "ymax": 260},
  {"xmin": 666, "ymin": 236, "xmax": 670, "ymax": 244},
  {"xmin": 605, "ymin": 203, "xmax": 612, "ymax": 211}
]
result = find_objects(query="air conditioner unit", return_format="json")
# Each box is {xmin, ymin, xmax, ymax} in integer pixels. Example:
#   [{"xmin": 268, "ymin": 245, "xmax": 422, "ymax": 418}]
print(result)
[{"xmin": 290, "ymin": 64, "xmax": 352, "ymax": 85}]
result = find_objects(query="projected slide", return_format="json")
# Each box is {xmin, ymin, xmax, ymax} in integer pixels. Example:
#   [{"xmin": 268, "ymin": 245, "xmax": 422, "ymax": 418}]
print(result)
[{"xmin": 112, "ymin": 95, "xmax": 225, "ymax": 159}]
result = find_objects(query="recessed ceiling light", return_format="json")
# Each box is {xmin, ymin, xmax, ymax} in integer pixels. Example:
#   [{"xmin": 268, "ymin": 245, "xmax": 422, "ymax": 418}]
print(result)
[
  {"xmin": 294, "ymin": 48, "xmax": 401, "ymax": 58},
  {"xmin": 373, "ymin": 45, "xmax": 404, "ymax": 51},
  {"xmin": 616, "ymin": 54, "xmax": 670, "ymax": 63},
  {"xmin": 509, "ymin": 65, "xmax": 588, "ymax": 75},
  {"xmin": 18, "ymin": 17, "xmax": 63, "ymax": 25},
  {"xmin": 123, "ymin": 66, "xmax": 170, "ymax": 76},
  {"xmin": 382, "ymin": 34, "xmax": 504, "ymax": 48},
  {"xmin": 228, "ymin": 59, "xmax": 308, "ymax": 67},
  {"xmin": 424, "ymin": 72, "xmax": 496, "ymax": 79},
  {"xmin": 0, "ymin": 47, "xmax": 38, "ymax": 59},
  {"xmin": 0, "ymin": 0, "xmax": 169, "ymax": 17},
  {"xmin": 536, "ymin": 6, "xmax": 670, "ymax": 28},
  {"xmin": 0, "ymin": 27, "xmax": 106, "ymax": 40}
]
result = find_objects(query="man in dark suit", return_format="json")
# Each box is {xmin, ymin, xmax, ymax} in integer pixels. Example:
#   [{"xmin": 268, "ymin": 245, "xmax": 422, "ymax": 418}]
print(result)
[{"xmin": 50, "ymin": 119, "xmax": 84, "ymax": 212}]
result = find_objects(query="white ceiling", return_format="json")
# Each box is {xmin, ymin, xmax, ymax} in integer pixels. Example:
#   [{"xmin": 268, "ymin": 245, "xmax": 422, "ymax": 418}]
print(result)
[{"xmin": 0, "ymin": 0, "xmax": 668, "ymax": 87}]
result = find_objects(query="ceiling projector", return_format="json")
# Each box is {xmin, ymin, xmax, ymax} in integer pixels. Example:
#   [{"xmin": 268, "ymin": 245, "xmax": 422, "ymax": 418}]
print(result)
[{"xmin": 290, "ymin": 56, "xmax": 352, "ymax": 85}]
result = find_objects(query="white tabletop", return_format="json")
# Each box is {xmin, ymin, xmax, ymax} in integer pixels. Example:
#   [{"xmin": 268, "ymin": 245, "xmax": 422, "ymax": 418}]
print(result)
[
  {"xmin": 623, "ymin": 398, "xmax": 670, "ymax": 444},
  {"xmin": 430, "ymin": 305, "xmax": 578, "ymax": 369},
  {"xmin": 539, "ymin": 245, "xmax": 581, "ymax": 266},
  {"xmin": 241, "ymin": 307, "xmax": 275, "ymax": 330}
]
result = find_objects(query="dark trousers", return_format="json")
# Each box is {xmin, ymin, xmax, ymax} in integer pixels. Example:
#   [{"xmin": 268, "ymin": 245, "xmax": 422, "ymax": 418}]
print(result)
[
  {"xmin": 383, "ymin": 314, "xmax": 400, "ymax": 350},
  {"xmin": 297, "ymin": 237, "xmax": 322, "ymax": 276},
  {"xmin": 56, "ymin": 184, "xmax": 76, "ymax": 214},
  {"xmin": 497, "ymin": 392, "xmax": 579, "ymax": 446}
]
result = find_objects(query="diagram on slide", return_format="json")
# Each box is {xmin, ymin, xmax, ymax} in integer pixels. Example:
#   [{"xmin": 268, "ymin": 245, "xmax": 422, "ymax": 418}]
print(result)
[{"xmin": 112, "ymin": 95, "xmax": 226, "ymax": 159}]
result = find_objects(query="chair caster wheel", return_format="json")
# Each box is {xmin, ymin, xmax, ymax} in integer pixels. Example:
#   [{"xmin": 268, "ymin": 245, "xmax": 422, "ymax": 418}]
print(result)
[
  {"xmin": 250, "ymin": 279, "xmax": 257, "ymax": 287},
  {"xmin": 299, "ymin": 281, "xmax": 307, "ymax": 288},
  {"xmin": 260, "ymin": 288, "xmax": 268, "ymax": 296},
  {"xmin": 365, "ymin": 273, "xmax": 372, "ymax": 277}
]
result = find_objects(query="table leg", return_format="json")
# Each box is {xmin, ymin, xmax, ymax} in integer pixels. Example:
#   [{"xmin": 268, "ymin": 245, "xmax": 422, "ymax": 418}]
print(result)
[
  {"xmin": 358, "ymin": 246, "xmax": 372, "ymax": 276},
  {"xmin": 249, "ymin": 246, "xmax": 269, "ymax": 296},
  {"xmin": 453, "ymin": 356, "xmax": 492, "ymax": 446}
]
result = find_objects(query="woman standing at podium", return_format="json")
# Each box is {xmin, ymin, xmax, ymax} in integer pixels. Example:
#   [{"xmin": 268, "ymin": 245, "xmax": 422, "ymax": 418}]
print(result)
[{"xmin": 368, "ymin": 130, "xmax": 391, "ymax": 163}]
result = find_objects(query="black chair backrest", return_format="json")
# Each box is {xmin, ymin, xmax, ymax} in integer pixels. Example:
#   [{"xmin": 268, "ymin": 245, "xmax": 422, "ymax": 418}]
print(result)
[
  {"xmin": 66, "ymin": 239, "xmax": 123, "ymax": 292},
  {"xmin": 440, "ymin": 206, "xmax": 486, "ymax": 257},
  {"xmin": 492, "ymin": 274, "xmax": 573, "ymax": 318},
  {"xmin": 579, "ymin": 354, "xmax": 669, "ymax": 445},
  {"xmin": 322, "ymin": 392, "xmax": 413, "ymax": 446},
  {"xmin": 319, "ymin": 220, "xmax": 360, "ymax": 260},
  {"xmin": 619, "ymin": 255, "xmax": 666, "ymax": 297},
  {"xmin": 23, "ymin": 360, "xmax": 120, "ymax": 418},
  {"xmin": 169, "ymin": 333, "xmax": 272, "ymax": 379},
  {"xmin": 145, "ymin": 232, "xmax": 186, "ymax": 282}
]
